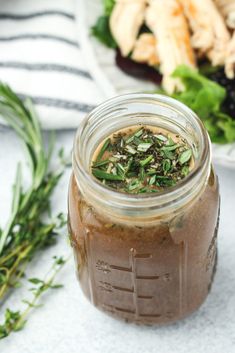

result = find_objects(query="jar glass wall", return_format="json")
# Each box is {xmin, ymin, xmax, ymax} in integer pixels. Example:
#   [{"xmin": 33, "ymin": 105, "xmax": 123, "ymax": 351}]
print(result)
[{"xmin": 68, "ymin": 94, "xmax": 220, "ymax": 325}]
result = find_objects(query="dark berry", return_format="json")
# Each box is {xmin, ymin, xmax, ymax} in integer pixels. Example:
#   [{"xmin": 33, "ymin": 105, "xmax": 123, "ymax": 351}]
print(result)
[{"xmin": 209, "ymin": 68, "xmax": 235, "ymax": 119}]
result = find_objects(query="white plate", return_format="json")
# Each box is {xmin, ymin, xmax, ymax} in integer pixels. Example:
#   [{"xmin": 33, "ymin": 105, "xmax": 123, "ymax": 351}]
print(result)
[{"xmin": 76, "ymin": 0, "xmax": 235, "ymax": 168}]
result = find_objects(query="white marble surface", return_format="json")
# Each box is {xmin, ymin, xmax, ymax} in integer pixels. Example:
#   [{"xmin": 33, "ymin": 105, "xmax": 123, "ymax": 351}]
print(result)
[{"xmin": 0, "ymin": 127, "xmax": 235, "ymax": 353}]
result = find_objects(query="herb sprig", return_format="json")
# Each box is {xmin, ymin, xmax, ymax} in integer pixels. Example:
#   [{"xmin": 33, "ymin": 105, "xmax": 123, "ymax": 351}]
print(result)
[
  {"xmin": 0, "ymin": 256, "xmax": 67, "ymax": 339},
  {"xmin": 0, "ymin": 83, "xmax": 66, "ymax": 302},
  {"xmin": 92, "ymin": 126, "xmax": 192, "ymax": 194}
]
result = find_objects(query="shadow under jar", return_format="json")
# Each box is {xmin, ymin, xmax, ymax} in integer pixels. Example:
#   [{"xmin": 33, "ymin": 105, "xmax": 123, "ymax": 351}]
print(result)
[{"xmin": 68, "ymin": 94, "xmax": 220, "ymax": 325}]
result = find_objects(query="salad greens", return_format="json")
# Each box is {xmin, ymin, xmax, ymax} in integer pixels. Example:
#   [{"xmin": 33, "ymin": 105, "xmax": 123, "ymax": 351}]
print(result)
[
  {"xmin": 91, "ymin": 3, "xmax": 235, "ymax": 144},
  {"xmin": 171, "ymin": 66, "xmax": 235, "ymax": 144},
  {"xmin": 91, "ymin": 0, "xmax": 117, "ymax": 48},
  {"xmin": 103, "ymin": 0, "xmax": 115, "ymax": 15},
  {"xmin": 91, "ymin": 16, "xmax": 117, "ymax": 49}
]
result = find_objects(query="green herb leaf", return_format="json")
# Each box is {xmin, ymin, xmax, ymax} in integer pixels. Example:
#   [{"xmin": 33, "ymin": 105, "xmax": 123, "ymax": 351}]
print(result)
[
  {"xmin": 28, "ymin": 278, "xmax": 44, "ymax": 285},
  {"xmin": 161, "ymin": 144, "xmax": 180, "ymax": 151},
  {"xmin": 137, "ymin": 143, "xmax": 152, "ymax": 152},
  {"xmin": 96, "ymin": 138, "xmax": 110, "ymax": 161},
  {"xmin": 155, "ymin": 134, "xmax": 168, "ymax": 142},
  {"xmin": 134, "ymin": 128, "xmax": 144, "ymax": 138},
  {"xmin": 162, "ymin": 159, "xmax": 171, "ymax": 172},
  {"xmin": 181, "ymin": 165, "xmax": 190, "ymax": 176},
  {"xmin": 126, "ymin": 128, "xmax": 143, "ymax": 144},
  {"xmin": 127, "ymin": 179, "xmax": 141, "ymax": 191},
  {"xmin": 92, "ymin": 169, "xmax": 124, "ymax": 181},
  {"xmin": 92, "ymin": 159, "xmax": 110, "ymax": 168},
  {"xmin": 140, "ymin": 155, "xmax": 153, "ymax": 167},
  {"xmin": 125, "ymin": 145, "xmax": 137, "ymax": 155},
  {"xmin": 116, "ymin": 163, "xmax": 125, "ymax": 177},
  {"xmin": 179, "ymin": 149, "xmax": 192, "ymax": 164},
  {"xmin": 149, "ymin": 175, "xmax": 156, "ymax": 185},
  {"xmin": 162, "ymin": 149, "xmax": 174, "ymax": 159}
]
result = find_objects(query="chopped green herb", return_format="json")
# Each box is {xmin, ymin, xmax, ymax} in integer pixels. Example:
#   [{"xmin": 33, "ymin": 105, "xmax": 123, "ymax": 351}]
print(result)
[
  {"xmin": 155, "ymin": 134, "xmax": 168, "ymax": 142},
  {"xmin": 96, "ymin": 138, "xmax": 111, "ymax": 161},
  {"xmin": 179, "ymin": 149, "xmax": 192, "ymax": 165},
  {"xmin": 140, "ymin": 155, "xmax": 153, "ymax": 167},
  {"xmin": 161, "ymin": 144, "xmax": 180, "ymax": 151},
  {"xmin": 126, "ymin": 157, "xmax": 133, "ymax": 173},
  {"xmin": 162, "ymin": 149, "xmax": 174, "ymax": 159},
  {"xmin": 133, "ymin": 136, "xmax": 142, "ymax": 146},
  {"xmin": 149, "ymin": 175, "xmax": 156, "ymax": 185},
  {"xmin": 116, "ymin": 163, "xmax": 125, "ymax": 177},
  {"xmin": 126, "ymin": 128, "xmax": 143, "ymax": 144},
  {"xmin": 134, "ymin": 128, "xmax": 144, "ymax": 138},
  {"xmin": 182, "ymin": 165, "xmax": 190, "ymax": 176},
  {"xmin": 125, "ymin": 145, "xmax": 137, "ymax": 155},
  {"xmin": 127, "ymin": 179, "xmax": 141, "ymax": 191},
  {"xmin": 125, "ymin": 136, "xmax": 134, "ymax": 144},
  {"xmin": 139, "ymin": 167, "xmax": 145, "ymax": 181},
  {"xmin": 137, "ymin": 143, "xmax": 152, "ymax": 152},
  {"xmin": 92, "ymin": 169, "xmax": 124, "ymax": 181},
  {"xmin": 162, "ymin": 159, "xmax": 171, "ymax": 173},
  {"xmin": 91, "ymin": 126, "xmax": 193, "ymax": 194},
  {"xmin": 147, "ymin": 168, "xmax": 158, "ymax": 175},
  {"xmin": 92, "ymin": 159, "xmax": 110, "ymax": 168}
]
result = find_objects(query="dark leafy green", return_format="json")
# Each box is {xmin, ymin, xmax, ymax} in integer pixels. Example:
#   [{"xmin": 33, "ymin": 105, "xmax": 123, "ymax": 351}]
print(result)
[
  {"xmin": 91, "ymin": 0, "xmax": 116, "ymax": 49},
  {"xmin": 91, "ymin": 16, "xmax": 117, "ymax": 49}
]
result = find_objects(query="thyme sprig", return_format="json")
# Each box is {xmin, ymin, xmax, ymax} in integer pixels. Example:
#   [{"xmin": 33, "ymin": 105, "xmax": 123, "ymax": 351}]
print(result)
[
  {"xmin": 0, "ymin": 256, "xmax": 67, "ymax": 339},
  {"xmin": 92, "ymin": 126, "xmax": 192, "ymax": 193},
  {"xmin": 0, "ymin": 83, "xmax": 66, "ymax": 302}
]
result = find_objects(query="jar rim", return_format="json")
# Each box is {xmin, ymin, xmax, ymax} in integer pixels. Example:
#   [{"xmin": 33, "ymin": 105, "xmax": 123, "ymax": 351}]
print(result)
[{"xmin": 73, "ymin": 93, "xmax": 211, "ymax": 216}]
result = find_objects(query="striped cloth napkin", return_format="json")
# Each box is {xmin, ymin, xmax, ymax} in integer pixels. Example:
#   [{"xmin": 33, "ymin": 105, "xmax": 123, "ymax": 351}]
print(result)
[{"xmin": 0, "ymin": 0, "xmax": 104, "ymax": 129}]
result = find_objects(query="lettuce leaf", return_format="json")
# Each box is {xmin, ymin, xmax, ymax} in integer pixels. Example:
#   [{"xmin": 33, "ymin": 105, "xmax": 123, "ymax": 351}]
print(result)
[
  {"xmin": 91, "ymin": 16, "xmax": 117, "ymax": 48},
  {"xmin": 91, "ymin": 0, "xmax": 116, "ymax": 48},
  {"xmin": 171, "ymin": 65, "xmax": 235, "ymax": 144},
  {"xmin": 103, "ymin": 0, "xmax": 115, "ymax": 15}
]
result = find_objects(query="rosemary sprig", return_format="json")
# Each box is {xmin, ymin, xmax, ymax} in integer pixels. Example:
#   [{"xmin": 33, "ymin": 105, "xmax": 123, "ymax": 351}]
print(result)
[
  {"xmin": 0, "ymin": 83, "xmax": 66, "ymax": 302},
  {"xmin": 92, "ymin": 126, "xmax": 193, "ymax": 194},
  {"xmin": 0, "ymin": 256, "xmax": 67, "ymax": 339}
]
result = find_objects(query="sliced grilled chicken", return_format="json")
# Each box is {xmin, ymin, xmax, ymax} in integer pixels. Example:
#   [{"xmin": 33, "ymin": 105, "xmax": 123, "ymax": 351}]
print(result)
[
  {"xmin": 131, "ymin": 33, "xmax": 160, "ymax": 66},
  {"xmin": 146, "ymin": 0, "xmax": 196, "ymax": 93},
  {"xmin": 225, "ymin": 32, "xmax": 235, "ymax": 78},
  {"xmin": 213, "ymin": 1, "xmax": 235, "ymax": 78},
  {"xmin": 179, "ymin": 0, "xmax": 230, "ymax": 66},
  {"xmin": 110, "ymin": 0, "xmax": 147, "ymax": 57},
  {"xmin": 215, "ymin": 0, "xmax": 235, "ymax": 28}
]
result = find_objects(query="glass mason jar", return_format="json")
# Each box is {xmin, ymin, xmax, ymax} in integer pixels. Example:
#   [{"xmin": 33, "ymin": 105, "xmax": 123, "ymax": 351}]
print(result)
[{"xmin": 68, "ymin": 94, "xmax": 220, "ymax": 325}]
